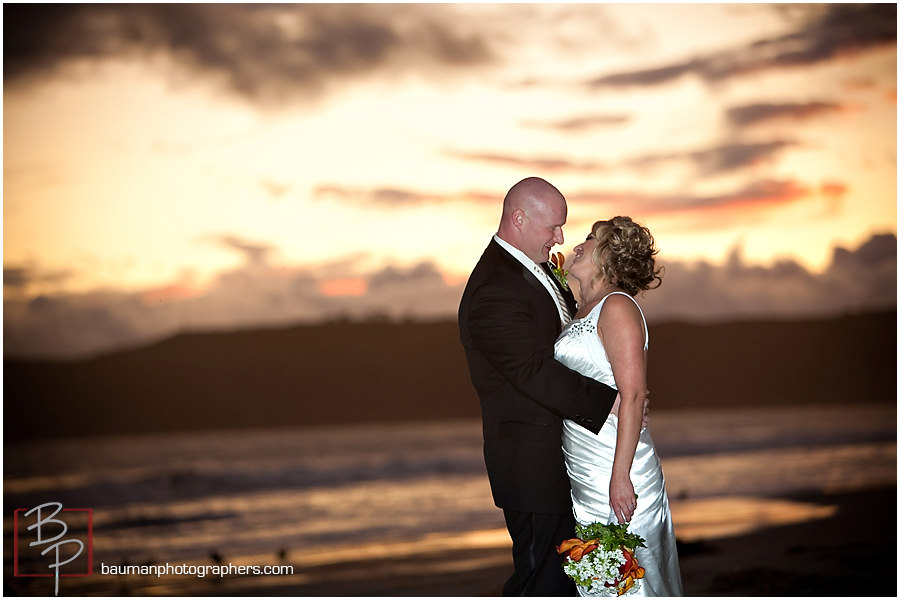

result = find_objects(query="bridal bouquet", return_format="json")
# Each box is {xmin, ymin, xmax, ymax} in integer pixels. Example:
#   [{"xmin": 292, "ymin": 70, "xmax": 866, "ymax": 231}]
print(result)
[{"xmin": 557, "ymin": 522, "xmax": 646, "ymax": 596}]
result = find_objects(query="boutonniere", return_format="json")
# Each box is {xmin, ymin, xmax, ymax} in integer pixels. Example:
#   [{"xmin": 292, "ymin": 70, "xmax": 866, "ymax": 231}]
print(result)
[{"xmin": 549, "ymin": 251, "xmax": 569, "ymax": 291}]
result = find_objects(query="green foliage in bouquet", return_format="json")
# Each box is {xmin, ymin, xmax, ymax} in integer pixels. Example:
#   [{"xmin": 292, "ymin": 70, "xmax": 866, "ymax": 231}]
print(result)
[{"xmin": 575, "ymin": 521, "xmax": 646, "ymax": 553}]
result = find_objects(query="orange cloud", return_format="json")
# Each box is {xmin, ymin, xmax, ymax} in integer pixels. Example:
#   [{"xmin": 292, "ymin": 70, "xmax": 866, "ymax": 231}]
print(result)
[
  {"xmin": 820, "ymin": 182, "xmax": 848, "ymax": 199},
  {"xmin": 665, "ymin": 180, "xmax": 813, "ymax": 229},
  {"xmin": 571, "ymin": 179, "xmax": 813, "ymax": 220},
  {"xmin": 703, "ymin": 180, "xmax": 811, "ymax": 212},
  {"xmin": 319, "ymin": 278, "xmax": 368, "ymax": 297},
  {"xmin": 141, "ymin": 282, "xmax": 201, "ymax": 305}
]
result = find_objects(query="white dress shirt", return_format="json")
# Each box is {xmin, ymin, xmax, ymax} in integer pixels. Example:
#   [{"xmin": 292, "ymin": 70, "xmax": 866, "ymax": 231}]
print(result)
[{"xmin": 494, "ymin": 234, "xmax": 571, "ymax": 325}]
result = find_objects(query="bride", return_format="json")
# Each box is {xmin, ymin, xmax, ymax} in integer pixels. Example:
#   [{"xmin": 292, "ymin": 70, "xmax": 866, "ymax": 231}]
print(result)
[{"xmin": 554, "ymin": 217, "xmax": 683, "ymax": 596}]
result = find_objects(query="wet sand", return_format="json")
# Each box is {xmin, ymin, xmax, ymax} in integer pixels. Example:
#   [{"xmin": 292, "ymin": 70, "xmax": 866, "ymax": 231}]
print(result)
[
  {"xmin": 18, "ymin": 486, "xmax": 893, "ymax": 597},
  {"xmin": 268, "ymin": 487, "xmax": 898, "ymax": 597}
]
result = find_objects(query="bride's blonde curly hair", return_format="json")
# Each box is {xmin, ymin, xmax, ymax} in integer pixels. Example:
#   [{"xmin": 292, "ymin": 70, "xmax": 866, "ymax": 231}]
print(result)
[{"xmin": 591, "ymin": 216, "xmax": 663, "ymax": 296}]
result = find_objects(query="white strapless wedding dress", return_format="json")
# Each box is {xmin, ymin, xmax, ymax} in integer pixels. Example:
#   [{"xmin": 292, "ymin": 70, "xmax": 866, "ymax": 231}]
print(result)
[{"xmin": 555, "ymin": 293, "xmax": 683, "ymax": 596}]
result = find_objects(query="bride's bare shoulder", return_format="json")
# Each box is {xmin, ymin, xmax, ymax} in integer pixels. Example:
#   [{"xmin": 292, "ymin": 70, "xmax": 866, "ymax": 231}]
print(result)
[{"xmin": 597, "ymin": 293, "xmax": 642, "ymax": 329}]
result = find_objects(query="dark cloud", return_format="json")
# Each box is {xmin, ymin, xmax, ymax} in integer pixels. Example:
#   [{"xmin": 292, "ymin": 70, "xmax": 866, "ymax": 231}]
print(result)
[
  {"xmin": 3, "ymin": 266, "xmax": 74, "ymax": 290},
  {"xmin": 4, "ymin": 4, "xmax": 116, "ymax": 80},
  {"xmin": 4, "ymin": 267, "xmax": 32, "ymax": 289},
  {"xmin": 521, "ymin": 113, "xmax": 632, "ymax": 133},
  {"xmin": 313, "ymin": 184, "xmax": 496, "ymax": 207},
  {"xmin": 206, "ymin": 234, "xmax": 275, "ymax": 266},
  {"xmin": 586, "ymin": 4, "xmax": 896, "ymax": 90},
  {"xmin": 3, "ymin": 234, "xmax": 897, "ymax": 357},
  {"xmin": 831, "ymin": 233, "xmax": 897, "ymax": 273},
  {"xmin": 726, "ymin": 102, "xmax": 844, "ymax": 128},
  {"xmin": 317, "ymin": 176, "xmax": 814, "ymax": 219},
  {"xmin": 639, "ymin": 233, "xmax": 897, "ymax": 323},
  {"xmin": 314, "ymin": 185, "xmax": 439, "ymax": 207},
  {"xmin": 361, "ymin": 262, "xmax": 463, "ymax": 321},
  {"xmin": 589, "ymin": 60, "xmax": 698, "ymax": 89},
  {"xmin": 450, "ymin": 139, "xmax": 794, "ymax": 179},
  {"xmin": 369, "ymin": 262, "xmax": 445, "ymax": 291},
  {"xmin": 3, "ymin": 291, "xmax": 152, "ymax": 358},
  {"xmin": 446, "ymin": 151, "xmax": 611, "ymax": 174},
  {"xmin": 4, "ymin": 233, "xmax": 893, "ymax": 359},
  {"xmin": 3, "ymin": 4, "xmax": 496, "ymax": 103},
  {"xmin": 628, "ymin": 141, "xmax": 797, "ymax": 176},
  {"xmin": 692, "ymin": 141, "xmax": 796, "ymax": 175},
  {"xmin": 2, "ymin": 237, "xmax": 467, "ymax": 358}
]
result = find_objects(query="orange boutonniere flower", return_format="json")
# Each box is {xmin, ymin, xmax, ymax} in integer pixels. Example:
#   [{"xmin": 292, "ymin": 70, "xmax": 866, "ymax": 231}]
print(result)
[{"xmin": 549, "ymin": 251, "xmax": 569, "ymax": 291}]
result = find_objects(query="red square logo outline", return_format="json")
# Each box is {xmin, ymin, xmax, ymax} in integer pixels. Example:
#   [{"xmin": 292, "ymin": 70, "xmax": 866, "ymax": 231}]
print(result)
[{"xmin": 13, "ymin": 508, "xmax": 94, "ymax": 577}]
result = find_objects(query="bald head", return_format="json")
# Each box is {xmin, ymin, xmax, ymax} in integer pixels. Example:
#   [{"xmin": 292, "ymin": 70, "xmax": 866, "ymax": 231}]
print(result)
[{"xmin": 497, "ymin": 177, "xmax": 567, "ymax": 263}]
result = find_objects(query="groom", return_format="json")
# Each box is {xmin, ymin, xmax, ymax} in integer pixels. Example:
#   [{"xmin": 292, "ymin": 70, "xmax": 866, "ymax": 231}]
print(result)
[{"xmin": 458, "ymin": 177, "xmax": 619, "ymax": 595}]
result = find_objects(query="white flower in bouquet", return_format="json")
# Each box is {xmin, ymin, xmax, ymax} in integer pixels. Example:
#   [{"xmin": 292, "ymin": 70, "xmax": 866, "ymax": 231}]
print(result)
[{"xmin": 557, "ymin": 522, "xmax": 646, "ymax": 596}]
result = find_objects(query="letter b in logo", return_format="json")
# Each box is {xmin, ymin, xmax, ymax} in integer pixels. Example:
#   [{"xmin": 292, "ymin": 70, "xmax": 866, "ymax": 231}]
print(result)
[{"xmin": 14, "ymin": 503, "xmax": 93, "ymax": 595}]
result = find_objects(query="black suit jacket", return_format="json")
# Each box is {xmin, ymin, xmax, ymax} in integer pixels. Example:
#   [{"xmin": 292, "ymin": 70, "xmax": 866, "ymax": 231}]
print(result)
[{"xmin": 458, "ymin": 239, "xmax": 617, "ymax": 514}]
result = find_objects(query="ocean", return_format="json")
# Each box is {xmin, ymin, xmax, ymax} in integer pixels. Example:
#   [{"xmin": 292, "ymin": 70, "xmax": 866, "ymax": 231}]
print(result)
[{"xmin": 4, "ymin": 403, "xmax": 895, "ymax": 595}]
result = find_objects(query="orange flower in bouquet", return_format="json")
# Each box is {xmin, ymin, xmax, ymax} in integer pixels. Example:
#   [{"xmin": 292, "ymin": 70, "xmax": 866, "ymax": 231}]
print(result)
[{"xmin": 557, "ymin": 522, "xmax": 646, "ymax": 596}]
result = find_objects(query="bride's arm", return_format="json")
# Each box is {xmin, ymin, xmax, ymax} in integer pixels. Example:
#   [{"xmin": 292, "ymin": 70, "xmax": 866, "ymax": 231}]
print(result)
[{"xmin": 597, "ymin": 294, "xmax": 647, "ymax": 524}]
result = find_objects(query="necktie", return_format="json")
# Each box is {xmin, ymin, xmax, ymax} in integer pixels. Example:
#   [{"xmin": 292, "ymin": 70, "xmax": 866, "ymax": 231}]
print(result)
[{"xmin": 537, "ymin": 264, "xmax": 572, "ymax": 325}]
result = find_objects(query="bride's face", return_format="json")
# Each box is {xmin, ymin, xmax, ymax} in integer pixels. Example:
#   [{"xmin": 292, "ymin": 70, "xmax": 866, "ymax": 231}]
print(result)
[{"xmin": 569, "ymin": 232, "xmax": 600, "ymax": 283}]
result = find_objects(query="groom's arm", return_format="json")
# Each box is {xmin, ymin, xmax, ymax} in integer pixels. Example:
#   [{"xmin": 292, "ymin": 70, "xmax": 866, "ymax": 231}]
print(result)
[{"xmin": 467, "ymin": 282, "xmax": 616, "ymax": 434}]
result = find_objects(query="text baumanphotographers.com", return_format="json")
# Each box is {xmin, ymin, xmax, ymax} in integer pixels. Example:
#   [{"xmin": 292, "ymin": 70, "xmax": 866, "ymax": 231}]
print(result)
[{"xmin": 100, "ymin": 562, "xmax": 294, "ymax": 578}]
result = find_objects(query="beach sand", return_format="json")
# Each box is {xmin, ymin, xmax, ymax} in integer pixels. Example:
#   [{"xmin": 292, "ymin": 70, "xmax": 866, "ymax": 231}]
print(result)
[
  {"xmin": 19, "ymin": 486, "xmax": 893, "ymax": 597},
  {"xmin": 264, "ymin": 487, "xmax": 898, "ymax": 597}
]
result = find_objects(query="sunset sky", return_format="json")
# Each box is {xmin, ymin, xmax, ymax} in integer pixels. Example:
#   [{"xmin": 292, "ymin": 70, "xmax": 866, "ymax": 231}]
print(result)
[{"xmin": 3, "ymin": 3, "xmax": 897, "ymax": 358}]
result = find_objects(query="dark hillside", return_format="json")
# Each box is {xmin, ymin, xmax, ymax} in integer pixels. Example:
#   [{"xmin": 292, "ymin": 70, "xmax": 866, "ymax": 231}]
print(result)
[{"xmin": 4, "ymin": 311, "xmax": 895, "ymax": 441}]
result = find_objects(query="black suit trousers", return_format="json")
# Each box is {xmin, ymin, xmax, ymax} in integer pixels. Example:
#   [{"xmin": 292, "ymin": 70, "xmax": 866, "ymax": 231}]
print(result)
[{"xmin": 502, "ymin": 508, "xmax": 576, "ymax": 596}]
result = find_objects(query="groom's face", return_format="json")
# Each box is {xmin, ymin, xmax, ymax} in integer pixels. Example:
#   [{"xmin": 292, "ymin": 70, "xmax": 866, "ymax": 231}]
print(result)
[{"xmin": 519, "ymin": 198, "xmax": 567, "ymax": 263}]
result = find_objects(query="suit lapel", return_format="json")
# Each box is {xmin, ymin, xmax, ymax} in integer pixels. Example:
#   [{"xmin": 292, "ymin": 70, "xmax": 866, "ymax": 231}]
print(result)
[
  {"xmin": 540, "ymin": 261, "xmax": 578, "ymax": 316},
  {"xmin": 489, "ymin": 240, "xmax": 561, "ymax": 315},
  {"xmin": 522, "ymin": 264, "xmax": 548, "ymax": 295},
  {"xmin": 563, "ymin": 287, "xmax": 578, "ymax": 317}
]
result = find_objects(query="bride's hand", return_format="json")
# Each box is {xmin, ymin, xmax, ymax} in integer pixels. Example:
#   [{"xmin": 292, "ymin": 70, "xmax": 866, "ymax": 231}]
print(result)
[{"xmin": 610, "ymin": 473, "xmax": 637, "ymax": 524}]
